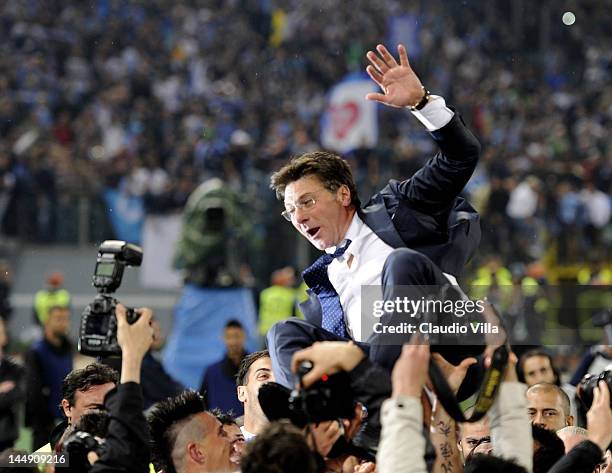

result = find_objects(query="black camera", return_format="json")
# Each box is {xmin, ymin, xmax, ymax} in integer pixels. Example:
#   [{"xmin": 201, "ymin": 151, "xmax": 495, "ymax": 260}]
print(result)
[
  {"xmin": 78, "ymin": 240, "xmax": 143, "ymax": 356},
  {"xmin": 578, "ymin": 370, "xmax": 612, "ymax": 409},
  {"xmin": 258, "ymin": 361, "xmax": 355, "ymax": 428},
  {"xmin": 59, "ymin": 431, "xmax": 106, "ymax": 472},
  {"xmin": 288, "ymin": 361, "xmax": 355, "ymax": 424}
]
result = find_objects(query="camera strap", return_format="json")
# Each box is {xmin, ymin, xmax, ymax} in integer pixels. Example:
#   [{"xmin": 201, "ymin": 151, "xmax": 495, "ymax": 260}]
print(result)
[
  {"xmin": 427, "ymin": 294, "xmax": 510, "ymax": 423},
  {"xmin": 429, "ymin": 343, "xmax": 509, "ymax": 422}
]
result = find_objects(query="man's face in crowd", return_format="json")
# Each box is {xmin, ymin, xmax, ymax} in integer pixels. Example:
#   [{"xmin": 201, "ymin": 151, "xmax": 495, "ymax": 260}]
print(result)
[
  {"xmin": 223, "ymin": 326, "xmax": 245, "ymax": 358},
  {"xmin": 222, "ymin": 422, "xmax": 245, "ymax": 465},
  {"xmin": 62, "ymin": 382, "xmax": 116, "ymax": 425},
  {"xmin": 458, "ymin": 418, "xmax": 492, "ymax": 460},
  {"xmin": 523, "ymin": 356, "xmax": 556, "ymax": 386},
  {"xmin": 284, "ymin": 175, "xmax": 353, "ymax": 250},
  {"xmin": 46, "ymin": 307, "xmax": 70, "ymax": 338},
  {"xmin": 237, "ymin": 356, "xmax": 275, "ymax": 421},
  {"xmin": 526, "ymin": 389, "xmax": 572, "ymax": 431},
  {"xmin": 197, "ymin": 413, "xmax": 234, "ymax": 472}
]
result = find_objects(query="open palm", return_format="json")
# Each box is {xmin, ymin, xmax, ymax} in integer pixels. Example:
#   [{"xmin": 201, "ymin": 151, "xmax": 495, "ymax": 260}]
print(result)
[{"xmin": 365, "ymin": 44, "xmax": 425, "ymax": 109}]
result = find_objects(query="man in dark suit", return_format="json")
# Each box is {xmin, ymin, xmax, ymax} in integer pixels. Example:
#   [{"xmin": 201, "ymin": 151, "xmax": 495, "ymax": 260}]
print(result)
[{"xmin": 267, "ymin": 43, "xmax": 482, "ymax": 388}]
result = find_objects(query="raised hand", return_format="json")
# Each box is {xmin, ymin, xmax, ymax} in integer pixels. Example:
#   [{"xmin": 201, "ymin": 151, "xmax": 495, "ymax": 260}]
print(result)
[
  {"xmin": 431, "ymin": 353, "xmax": 478, "ymax": 395},
  {"xmin": 365, "ymin": 44, "xmax": 425, "ymax": 109}
]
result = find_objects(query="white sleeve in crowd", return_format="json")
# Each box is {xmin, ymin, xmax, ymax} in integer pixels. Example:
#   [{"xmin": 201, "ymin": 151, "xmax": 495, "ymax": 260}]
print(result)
[
  {"xmin": 410, "ymin": 95, "xmax": 454, "ymax": 131},
  {"xmin": 377, "ymin": 396, "xmax": 428, "ymax": 473},
  {"xmin": 488, "ymin": 381, "xmax": 534, "ymax": 473}
]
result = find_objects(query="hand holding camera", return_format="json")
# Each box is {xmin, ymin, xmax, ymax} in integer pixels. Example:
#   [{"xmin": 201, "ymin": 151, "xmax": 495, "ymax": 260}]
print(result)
[
  {"xmin": 586, "ymin": 381, "xmax": 612, "ymax": 453},
  {"xmin": 291, "ymin": 341, "xmax": 365, "ymax": 389},
  {"xmin": 79, "ymin": 240, "xmax": 143, "ymax": 357},
  {"xmin": 116, "ymin": 304, "xmax": 154, "ymax": 384}
]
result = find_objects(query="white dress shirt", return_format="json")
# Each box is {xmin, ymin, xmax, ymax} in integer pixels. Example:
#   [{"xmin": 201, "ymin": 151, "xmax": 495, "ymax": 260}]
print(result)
[{"xmin": 325, "ymin": 97, "xmax": 457, "ymax": 342}]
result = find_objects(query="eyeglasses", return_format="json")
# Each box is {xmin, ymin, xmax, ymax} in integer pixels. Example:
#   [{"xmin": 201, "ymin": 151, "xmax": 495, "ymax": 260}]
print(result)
[{"xmin": 281, "ymin": 189, "xmax": 329, "ymax": 222}]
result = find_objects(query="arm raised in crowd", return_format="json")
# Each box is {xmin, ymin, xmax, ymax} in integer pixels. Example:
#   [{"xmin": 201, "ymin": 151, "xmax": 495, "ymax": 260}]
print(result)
[
  {"xmin": 89, "ymin": 304, "xmax": 154, "ymax": 473},
  {"xmin": 377, "ymin": 341, "xmax": 430, "ymax": 473},
  {"xmin": 486, "ymin": 352, "xmax": 533, "ymax": 473},
  {"xmin": 429, "ymin": 353, "xmax": 477, "ymax": 473}
]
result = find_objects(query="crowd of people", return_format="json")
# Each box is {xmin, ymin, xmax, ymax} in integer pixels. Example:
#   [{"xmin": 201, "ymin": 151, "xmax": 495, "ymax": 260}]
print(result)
[
  {"xmin": 0, "ymin": 0, "xmax": 609, "ymax": 273},
  {"xmin": 1, "ymin": 308, "xmax": 612, "ymax": 472},
  {"xmin": 0, "ymin": 0, "xmax": 610, "ymax": 472}
]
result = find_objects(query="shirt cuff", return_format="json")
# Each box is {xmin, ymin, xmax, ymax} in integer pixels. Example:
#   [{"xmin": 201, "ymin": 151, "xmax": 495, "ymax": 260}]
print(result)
[{"xmin": 410, "ymin": 95, "xmax": 454, "ymax": 131}]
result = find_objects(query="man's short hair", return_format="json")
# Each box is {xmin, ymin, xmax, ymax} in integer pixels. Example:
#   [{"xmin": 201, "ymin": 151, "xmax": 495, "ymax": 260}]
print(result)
[
  {"xmin": 240, "ymin": 421, "xmax": 320, "ymax": 473},
  {"xmin": 225, "ymin": 319, "xmax": 244, "ymax": 330},
  {"xmin": 517, "ymin": 349, "xmax": 560, "ymax": 385},
  {"xmin": 73, "ymin": 410, "xmax": 110, "ymax": 438},
  {"xmin": 526, "ymin": 383, "xmax": 571, "ymax": 416},
  {"xmin": 147, "ymin": 390, "xmax": 207, "ymax": 473},
  {"xmin": 532, "ymin": 424, "xmax": 565, "ymax": 473},
  {"xmin": 236, "ymin": 350, "xmax": 269, "ymax": 386},
  {"xmin": 61, "ymin": 363, "xmax": 119, "ymax": 409},
  {"xmin": 270, "ymin": 151, "xmax": 361, "ymax": 208},
  {"xmin": 463, "ymin": 454, "xmax": 528, "ymax": 473},
  {"xmin": 557, "ymin": 425, "xmax": 588, "ymax": 437},
  {"xmin": 210, "ymin": 408, "xmax": 237, "ymax": 425}
]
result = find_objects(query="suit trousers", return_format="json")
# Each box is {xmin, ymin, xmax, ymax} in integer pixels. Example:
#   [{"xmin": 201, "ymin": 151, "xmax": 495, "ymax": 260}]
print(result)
[{"xmin": 268, "ymin": 248, "xmax": 453, "ymax": 388}]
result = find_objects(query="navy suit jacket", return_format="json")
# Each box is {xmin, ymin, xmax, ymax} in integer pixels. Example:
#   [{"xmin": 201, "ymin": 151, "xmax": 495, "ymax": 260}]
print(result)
[{"xmin": 300, "ymin": 112, "xmax": 482, "ymax": 328}]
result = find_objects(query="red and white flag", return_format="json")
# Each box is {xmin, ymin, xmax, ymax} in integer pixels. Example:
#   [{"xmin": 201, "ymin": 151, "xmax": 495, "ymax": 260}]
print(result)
[{"xmin": 321, "ymin": 74, "xmax": 378, "ymax": 153}]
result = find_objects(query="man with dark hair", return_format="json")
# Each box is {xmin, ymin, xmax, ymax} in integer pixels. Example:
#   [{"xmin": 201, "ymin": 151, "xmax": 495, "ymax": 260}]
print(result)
[
  {"xmin": 29, "ymin": 363, "xmax": 120, "ymax": 456},
  {"xmin": 532, "ymin": 424, "xmax": 566, "ymax": 473},
  {"xmin": 25, "ymin": 305, "xmax": 73, "ymax": 450},
  {"xmin": 518, "ymin": 349, "xmax": 561, "ymax": 386},
  {"xmin": 240, "ymin": 421, "xmax": 320, "ymax": 473},
  {"xmin": 527, "ymin": 383, "xmax": 574, "ymax": 432},
  {"xmin": 200, "ymin": 320, "xmax": 247, "ymax": 415},
  {"xmin": 55, "ymin": 303, "xmax": 154, "ymax": 473},
  {"xmin": 267, "ymin": 43, "xmax": 481, "ymax": 386},
  {"xmin": 147, "ymin": 390, "xmax": 237, "ymax": 473},
  {"xmin": 463, "ymin": 455, "xmax": 528, "ymax": 473},
  {"xmin": 211, "ymin": 409, "xmax": 245, "ymax": 465},
  {"xmin": 236, "ymin": 350, "xmax": 274, "ymax": 440},
  {"xmin": 60, "ymin": 363, "xmax": 119, "ymax": 426}
]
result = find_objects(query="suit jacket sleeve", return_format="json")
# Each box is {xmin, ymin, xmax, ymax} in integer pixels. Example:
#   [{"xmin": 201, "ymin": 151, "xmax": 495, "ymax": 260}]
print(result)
[
  {"xmin": 393, "ymin": 112, "xmax": 481, "ymax": 215},
  {"xmin": 90, "ymin": 382, "xmax": 150, "ymax": 473}
]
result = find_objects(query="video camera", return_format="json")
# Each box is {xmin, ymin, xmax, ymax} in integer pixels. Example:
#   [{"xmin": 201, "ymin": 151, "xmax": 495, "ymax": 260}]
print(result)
[{"xmin": 78, "ymin": 240, "xmax": 142, "ymax": 357}]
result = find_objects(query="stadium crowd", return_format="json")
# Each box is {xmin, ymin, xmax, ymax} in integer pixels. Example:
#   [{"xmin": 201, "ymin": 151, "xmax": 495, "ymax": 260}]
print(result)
[
  {"xmin": 0, "ymin": 0, "xmax": 609, "ymax": 270},
  {"xmin": 0, "ymin": 0, "xmax": 610, "ymax": 472}
]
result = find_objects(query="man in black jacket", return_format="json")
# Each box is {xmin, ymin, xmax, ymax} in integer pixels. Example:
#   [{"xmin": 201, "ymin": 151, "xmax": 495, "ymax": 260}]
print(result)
[
  {"xmin": 548, "ymin": 381, "xmax": 612, "ymax": 473},
  {"xmin": 268, "ymin": 43, "xmax": 481, "ymax": 387},
  {"xmin": 59, "ymin": 304, "xmax": 154, "ymax": 473}
]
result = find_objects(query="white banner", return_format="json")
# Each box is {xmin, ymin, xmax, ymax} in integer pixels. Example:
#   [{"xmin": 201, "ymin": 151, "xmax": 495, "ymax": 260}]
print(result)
[
  {"xmin": 140, "ymin": 214, "xmax": 183, "ymax": 290},
  {"xmin": 321, "ymin": 74, "xmax": 378, "ymax": 153}
]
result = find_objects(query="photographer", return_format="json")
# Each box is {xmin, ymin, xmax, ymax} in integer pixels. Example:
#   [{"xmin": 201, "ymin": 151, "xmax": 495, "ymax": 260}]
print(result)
[
  {"xmin": 548, "ymin": 381, "xmax": 612, "ymax": 473},
  {"xmin": 60, "ymin": 304, "xmax": 153, "ymax": 473}
]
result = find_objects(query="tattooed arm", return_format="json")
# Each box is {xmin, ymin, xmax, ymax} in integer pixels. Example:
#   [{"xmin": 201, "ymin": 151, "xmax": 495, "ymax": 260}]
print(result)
[{"xmin": 430, "ymin": 398, "xmax": 462, "ymax": 473}]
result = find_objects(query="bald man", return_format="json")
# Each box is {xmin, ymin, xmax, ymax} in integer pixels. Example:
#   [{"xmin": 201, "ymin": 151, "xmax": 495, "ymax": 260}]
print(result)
[{"xmin": 526, "ymin": 383, "xmax": 574, "ymax": 432}]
